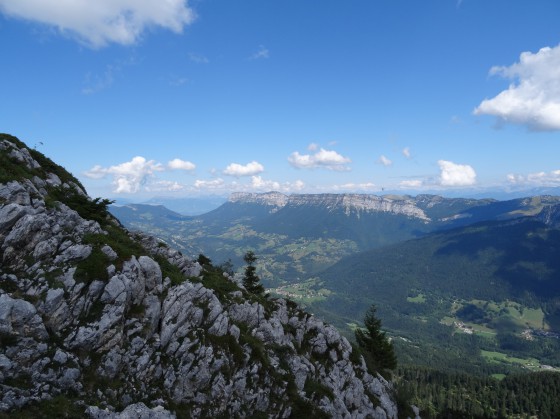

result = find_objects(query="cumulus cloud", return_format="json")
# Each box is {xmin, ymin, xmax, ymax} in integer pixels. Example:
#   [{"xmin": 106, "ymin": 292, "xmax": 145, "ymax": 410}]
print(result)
[
  {"xmin": 474, "ymin": 44, "xmax": 560, "ymax": 131},
  {"xmin": 402, "ymin": 147, "xmax": 411, "ymax": 159},
  {"xmin": 250, "ymin": 176, "xmax": 280, "ymax": 191},
  {"xmin": 168, "ymin": 158, "xmax": 196, "ymax": 171},
  {"xmin": 438, "ymin": 160, "xmax": 477, "ymax": 186},
  {"xmin": 378, "ymin": 155, "xmax": 392, "ymax": 167},
  {"xmin": 84, "ymin": 156, "xmax": 164, "ymax": 193},
  {"xmin": 288, "ymin": 148, "xmax": 351, "ymax": 171},
  {"xmin": 223, "ymin": 161, "xmax": 264, "ymax": 177},
  {"xmin": 0, "ymin": 0, "xmax": 196, "ymax": 48}
]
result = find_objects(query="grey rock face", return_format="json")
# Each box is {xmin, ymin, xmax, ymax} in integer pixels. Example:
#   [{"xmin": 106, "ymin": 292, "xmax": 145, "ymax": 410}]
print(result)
[
  {"xmin": 230, "ymin": 191, "xmax": 430, "ymax": 220},
  {"xmin": 229, "ymin": 191, "xmax": 289, "ymax": 208},
  {"xmin": 0, "ymin": 140, "xmax": 398, "ymax": 418},
  {"xmin": 0, "ymin": 203, "xmax": 29, "ymax": 236},
  {"xmin": 86, "ymin": 403, "xmax": 176, "ymax": 419},
  {"xmin": 0, "ymin": 294, "xmax": 48, "ymax": 340}
]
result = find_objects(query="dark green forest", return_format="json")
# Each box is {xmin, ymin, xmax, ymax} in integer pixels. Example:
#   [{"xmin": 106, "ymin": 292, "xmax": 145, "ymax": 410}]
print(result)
[{"xmin": 397, "ymin": 368, "xmax": 560, "ymax": 418}]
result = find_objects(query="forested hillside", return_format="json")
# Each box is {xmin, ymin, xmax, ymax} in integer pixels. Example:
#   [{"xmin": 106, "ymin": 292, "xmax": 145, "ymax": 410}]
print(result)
[{"xmin": 307, "ymin": 218, "xmax": 560, "ymax": 379}]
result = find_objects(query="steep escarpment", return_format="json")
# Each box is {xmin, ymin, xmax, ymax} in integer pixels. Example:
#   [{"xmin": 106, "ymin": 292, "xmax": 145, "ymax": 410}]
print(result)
[
  {"xmin": 0, "ymin": 135, "xmax": 397, "ymax": 418},
  {"xmin": 229, "ymin": 192, "xmax": 430, "ymax": 220}
]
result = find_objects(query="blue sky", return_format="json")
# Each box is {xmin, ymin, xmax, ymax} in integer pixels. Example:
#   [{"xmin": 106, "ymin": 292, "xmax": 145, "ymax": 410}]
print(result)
[{"xmin": 1, "ymin": 0, "xmax": 559, "ymax": 200}]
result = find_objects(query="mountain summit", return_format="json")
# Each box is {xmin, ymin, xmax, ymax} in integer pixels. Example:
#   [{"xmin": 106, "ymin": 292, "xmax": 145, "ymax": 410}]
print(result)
[{"xmin": 0, "ymin": 134, "xmax": 397, "ymax": 417}]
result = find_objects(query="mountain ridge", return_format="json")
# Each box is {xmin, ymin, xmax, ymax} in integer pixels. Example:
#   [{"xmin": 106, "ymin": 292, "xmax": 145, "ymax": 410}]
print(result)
[
  {"xmin": 230, "ymin": 192, "xmax": 433, "ymax": 221},
  {"xmin": 112, "ymin": 191, "xmax": 560, "ymax": 290}
]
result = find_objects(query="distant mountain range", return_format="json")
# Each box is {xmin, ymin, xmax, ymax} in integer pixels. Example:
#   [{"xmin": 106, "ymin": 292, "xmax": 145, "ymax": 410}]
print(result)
[
  {"xmin": 110, "ymin": 191, "xmax": 560, "ymax": 376},
  {"xmin": 110, "ymin": 191, "xmax": 560, "ymax": 283},
  {"xmin": 111, "ymin": 196, "xmax": 227, "ymax": 215},
  {"xmin": 384, "ymin": 186, "xmax": 560, "ymax": 201}
]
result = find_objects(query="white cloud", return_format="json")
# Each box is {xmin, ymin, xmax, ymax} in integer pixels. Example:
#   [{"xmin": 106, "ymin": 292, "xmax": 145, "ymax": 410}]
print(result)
[
  {"xmin": 192, "ymin": 176, "xmax": 304, "ymax": 194},
  {"xmin": 438, "ymin": 160, "xmax": 477, "ymax": 186},
  {"xmin": 82, "ymin": 165, "xmax": 107, "ymax": 180},
  {"xmin": 250, "ymin": 176, "xmax": 305, "ymax": 193},
  {"xmin": 402, "ymin": 147, "xmax": 411, "ymax": 159},
  {"xmin": 250, "ymin": 45, "xmax": 269, "ymax": 60},
  {"xmin": 378, "ymin": 155, "xmax": 392, "ymax": 167},
  {"xmin": 332, "ymin": 182, "xmax": 376, "ymax": 191},
  {"xmin": 308, "ymin": 142, "xmax": 319, "ymax": 151},
  {"xmin": 399, "ymin": 179, "xmax": 423, "ymax": 188},
  {"xmin": 292, "ymin": 180, "xmax": 306, "ymax": 191},
  {"xmin": 168, "ymin": 158, "xmax": 196, "ymax": 171},
  {"xmin": 288, "ymin": 148, "xmax": 351, "ymax": 171},
  {"xmin": 0, "ymin": 0, "xmax": 196, "ymax": 48},
  {"xmin": 194, "ymin": 178, "xmax": 224, "ymax": 189},
  {"xmin": 223, "ymin": 161, "xmax": 265, "ymax": 177},
  {"xmin": 250, "ymin": 176, "xmax": 280, "ymax": 191},
  {"xmin": 474, "ymin": 44, "xmax": 560, "ymax": 131},
  {"xmin": 507, "ymin": 170, "xmax": 560, "ymax": 186},
  {"xmin": 84, "ymin": 156, "xmax": 164, "ymax": 193}
]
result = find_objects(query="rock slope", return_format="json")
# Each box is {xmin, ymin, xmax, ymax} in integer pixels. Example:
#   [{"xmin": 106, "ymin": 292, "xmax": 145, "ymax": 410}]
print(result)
[{"xmin": 0, "ymin": 135, "xmax": 397, "ymax": 418}]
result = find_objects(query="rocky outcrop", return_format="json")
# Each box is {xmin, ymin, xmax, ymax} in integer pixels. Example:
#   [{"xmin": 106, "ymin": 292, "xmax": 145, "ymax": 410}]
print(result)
[
  {"xmin": 0, "ymin": 136, "xmax": 397, "ymax": 417},
  {"xmin": 230, "ymin": 191, "xmax": 429, "ymax": 221},
  {"xmin": 229, "ymin": 191, "xmax": 289, "ymax": 209},
  {"xmin": 536, "ymin": 203, "xmax": 560, "ymax": 228}
]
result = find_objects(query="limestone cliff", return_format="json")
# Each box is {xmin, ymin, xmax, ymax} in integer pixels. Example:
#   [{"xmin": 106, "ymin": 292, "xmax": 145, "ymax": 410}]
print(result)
[
  {"xmin": 0, "ymin": 135, "xmax": 397, "ymax": 418},
  {"xmin": 229, "ymin": 192, "xmax": 429, "ymax": 221}
]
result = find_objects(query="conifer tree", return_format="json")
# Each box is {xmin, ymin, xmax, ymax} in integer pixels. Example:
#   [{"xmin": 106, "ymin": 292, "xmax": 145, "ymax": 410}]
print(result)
[
  {"xmin": 242, "ymin": 251, "xmax": 264, "ymax": 295},
  {"xmin": 355, "ymin": 305, "xmax": 397, "ymax": 377}
]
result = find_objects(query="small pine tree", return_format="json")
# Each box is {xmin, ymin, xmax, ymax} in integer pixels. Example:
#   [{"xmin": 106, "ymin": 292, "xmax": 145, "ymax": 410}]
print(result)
[
  {"xmin": 197, "ymin": 253, "xmax": 212, "ymax": 267},
  {"xmin": 242, "ymin": 251, "xmax": 264, "ymax": 295},
  {"xmin": 355, "ymin": 305, "xmax": 397, "ymax": 377}
]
